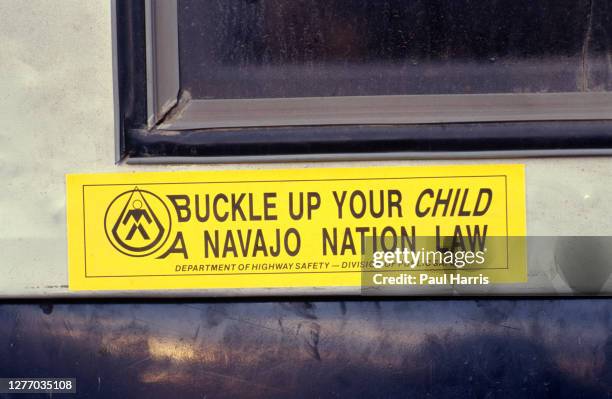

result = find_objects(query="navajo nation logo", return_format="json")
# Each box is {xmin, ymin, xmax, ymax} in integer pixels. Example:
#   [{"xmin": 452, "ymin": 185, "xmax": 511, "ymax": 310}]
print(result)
[{"xmin": 104, "ymin": 187, "xmax": 172, "ymax": 257}]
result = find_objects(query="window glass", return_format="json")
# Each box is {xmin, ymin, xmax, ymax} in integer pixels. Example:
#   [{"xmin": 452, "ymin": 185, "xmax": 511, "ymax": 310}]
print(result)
[{"xmin": 178, "ymin": 0, "xmax": 611, "ymax": 99}]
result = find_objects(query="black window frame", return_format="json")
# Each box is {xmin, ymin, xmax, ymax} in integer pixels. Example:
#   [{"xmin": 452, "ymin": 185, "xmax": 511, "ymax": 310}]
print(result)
[{"xmin": 113, "ymin": 0, "xmax": 612, "ymax": 164}]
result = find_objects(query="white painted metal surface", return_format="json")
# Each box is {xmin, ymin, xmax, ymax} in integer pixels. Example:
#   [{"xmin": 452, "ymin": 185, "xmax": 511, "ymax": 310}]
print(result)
[{"xmin": 2, "ymin": 1, "xmax": 612, "ymax": 297}]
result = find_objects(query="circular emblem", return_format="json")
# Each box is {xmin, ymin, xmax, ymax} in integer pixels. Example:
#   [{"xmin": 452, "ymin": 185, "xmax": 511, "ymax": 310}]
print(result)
[{"xmin": 104, "ymin": 187, "xmax": 171, "ymax": 257}]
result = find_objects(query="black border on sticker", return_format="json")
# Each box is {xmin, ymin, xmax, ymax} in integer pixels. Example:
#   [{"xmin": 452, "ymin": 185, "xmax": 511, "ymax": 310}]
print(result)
[{"xmin": 81, "ymin": 174, "xmax": 511, "ymax": 278}]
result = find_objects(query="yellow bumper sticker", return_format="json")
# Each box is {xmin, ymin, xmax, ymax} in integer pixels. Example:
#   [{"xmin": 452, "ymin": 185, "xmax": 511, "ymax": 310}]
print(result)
[{"xmin": 66, "ymin": 165, "xmax": 526, "ymax": 291}]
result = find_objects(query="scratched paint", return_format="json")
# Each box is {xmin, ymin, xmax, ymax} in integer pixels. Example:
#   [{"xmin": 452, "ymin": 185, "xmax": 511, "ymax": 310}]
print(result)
[{"xmin": 1, "ymin": 300, "xmax": 611, "ymax": 397}]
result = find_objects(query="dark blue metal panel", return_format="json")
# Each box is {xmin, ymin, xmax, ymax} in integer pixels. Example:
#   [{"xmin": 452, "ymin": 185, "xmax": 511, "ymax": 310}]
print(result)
[{"xmin": 1, "ymin": 300, "xmax": 611, "ymax": 398}]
